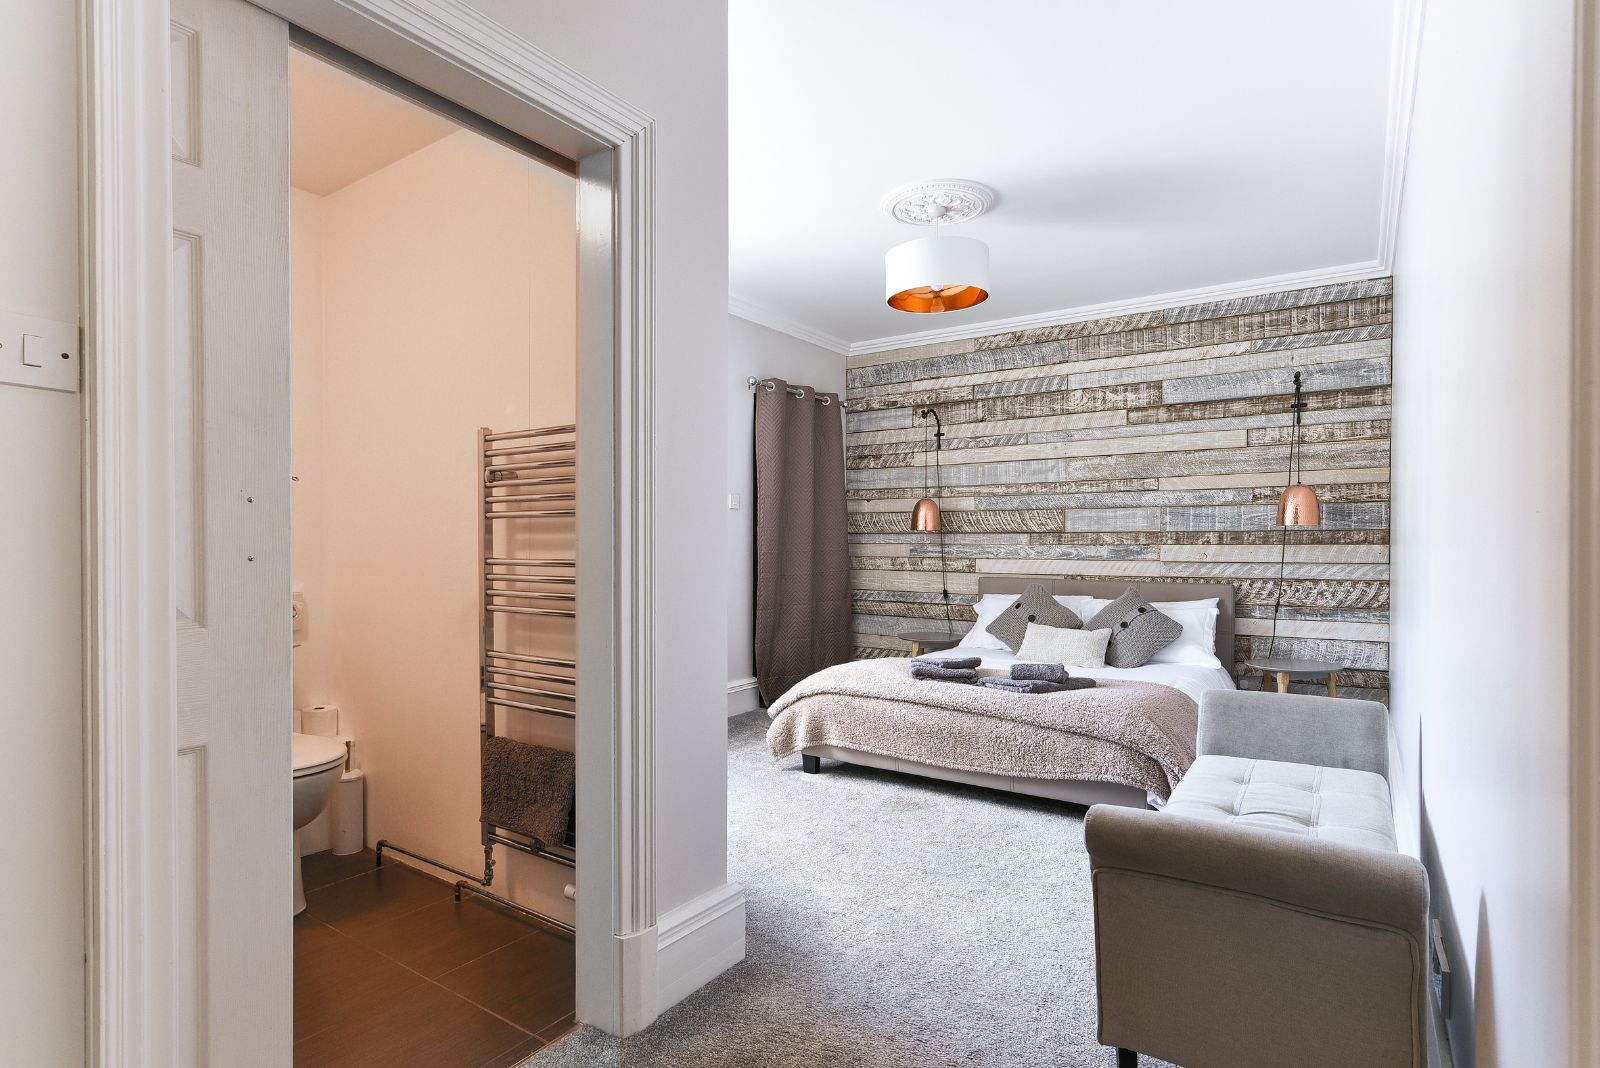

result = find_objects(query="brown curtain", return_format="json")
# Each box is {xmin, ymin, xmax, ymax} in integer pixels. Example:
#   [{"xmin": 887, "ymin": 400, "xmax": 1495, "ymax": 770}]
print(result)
[{"xmin": 753, "ymin": 378, "xmax": 851, "ymax": 703}]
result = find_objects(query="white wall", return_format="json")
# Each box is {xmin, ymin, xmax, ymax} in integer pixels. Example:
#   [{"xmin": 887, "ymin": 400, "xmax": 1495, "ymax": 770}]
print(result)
[
  {"xmin": 1390, "ymin": 2, "xmax": 1578, "ymax": 1065},
  {"xmin": 0, "ymin": 1, "xmax": 84, "ymax": 1063},
  {"xmin": 292, "ymin": 129, "xmax": 578, "ymax": 919},
  {"xmin": 725, "ymin": 315, "xmax": 845, "ymax": 715},
  {"xmin": 462, "ymin": 0, "xmax": 733, "ymax": 920}
]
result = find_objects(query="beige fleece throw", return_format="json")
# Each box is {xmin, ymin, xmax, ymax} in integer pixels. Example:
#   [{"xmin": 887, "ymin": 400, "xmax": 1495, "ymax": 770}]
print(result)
[{"xmin": 766, "ymin": 658, "xmax": 1198, "ymax": 799}]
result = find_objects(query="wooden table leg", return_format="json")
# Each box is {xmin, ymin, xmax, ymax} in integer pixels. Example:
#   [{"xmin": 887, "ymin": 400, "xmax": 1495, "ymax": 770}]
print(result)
[
  {"xmin": 1276, "ymin": 671, "xmax": 1290, "ymax": 694},
  {"xmin": 1327, "ymin": 673, "xmax": 1338, "ymax": 698},
  {"xmin": 909, "ymin": 640, "xmax": 924, "ymax": 658}
]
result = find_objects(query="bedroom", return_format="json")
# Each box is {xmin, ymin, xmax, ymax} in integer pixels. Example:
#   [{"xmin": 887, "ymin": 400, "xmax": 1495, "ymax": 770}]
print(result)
[{"xmin": 711, "ymin": 3, "xmax": 1589, "ymax": 1068}]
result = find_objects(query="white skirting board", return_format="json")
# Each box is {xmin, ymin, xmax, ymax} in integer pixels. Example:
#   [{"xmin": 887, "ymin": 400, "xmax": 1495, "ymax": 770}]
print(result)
[
  {"xmin": 653, "ymin": 882, "xmax": 746, "ymax": 1016},
  {"xmin": 726, "ymin": 677, "xmax": 761, "ymax": 717}
]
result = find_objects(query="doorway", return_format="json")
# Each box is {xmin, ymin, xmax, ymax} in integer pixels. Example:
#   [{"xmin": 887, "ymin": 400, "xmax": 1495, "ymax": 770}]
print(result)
[
  {"xmin": 82, "ymin": 0, "xmax": 660, "ymax": 1061},
  {"xmin": 286, "ymin": 44, "xmax": 579, "ymax": 1063}
]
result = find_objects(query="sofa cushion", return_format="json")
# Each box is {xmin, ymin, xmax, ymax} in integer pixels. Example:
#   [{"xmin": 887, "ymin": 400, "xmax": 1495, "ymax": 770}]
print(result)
[{"xmin": 1165, "ymin": 755, "xmax": 1397, "ymax": 853}]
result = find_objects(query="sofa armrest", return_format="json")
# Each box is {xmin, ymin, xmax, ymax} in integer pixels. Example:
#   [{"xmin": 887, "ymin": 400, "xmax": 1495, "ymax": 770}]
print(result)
[
  {"xmin": 1198, "ymin": 689, "xmax": 1390, "ymax": 777},
  {"xmin": 1085, "ymin": 805, "xmax": 1428, "ymax": 934}
]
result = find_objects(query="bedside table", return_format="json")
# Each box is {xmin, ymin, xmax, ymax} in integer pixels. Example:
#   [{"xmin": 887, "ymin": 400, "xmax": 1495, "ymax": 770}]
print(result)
[
  {"xmin": 900, "ymin": 629, "xmax": 960, "ymax": 658},
  {"xmin": 1245, "ymin": 657, "xmax": 1343, "ymax": 697}
]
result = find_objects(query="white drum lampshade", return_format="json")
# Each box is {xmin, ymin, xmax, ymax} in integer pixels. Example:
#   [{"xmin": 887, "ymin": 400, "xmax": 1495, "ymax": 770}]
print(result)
[{"xmin": 885, "ymin": 235, "xmax": 991, "ymax": 314}]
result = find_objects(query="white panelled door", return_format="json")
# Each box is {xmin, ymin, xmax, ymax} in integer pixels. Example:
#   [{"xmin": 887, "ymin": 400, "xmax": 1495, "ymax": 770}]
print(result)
[{"xmin": 170, "ymin": 0, "xmax": 293, "ymax": 1062}]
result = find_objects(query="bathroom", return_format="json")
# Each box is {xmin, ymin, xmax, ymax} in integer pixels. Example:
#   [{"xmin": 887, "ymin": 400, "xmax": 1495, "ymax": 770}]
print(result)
[{"xmin": 287, "ymin": 46, "xmax": 580, "ymax": 1064}]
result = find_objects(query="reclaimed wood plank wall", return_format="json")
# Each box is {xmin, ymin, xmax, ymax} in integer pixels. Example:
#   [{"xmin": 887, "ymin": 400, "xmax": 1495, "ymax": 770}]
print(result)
[{"xmin": 844, "ymin": 277, "xmax": 1392, "ymax": 701}]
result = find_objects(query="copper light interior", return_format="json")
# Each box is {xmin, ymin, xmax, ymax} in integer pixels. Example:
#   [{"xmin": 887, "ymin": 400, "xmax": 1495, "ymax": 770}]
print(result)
[
  {"xmin": 910, "ymin": 497, "xmax": 942, "ymax": 532},
  {"xmin": 887, "ymin": 284, "xmax": 990, "ymax": 314}
]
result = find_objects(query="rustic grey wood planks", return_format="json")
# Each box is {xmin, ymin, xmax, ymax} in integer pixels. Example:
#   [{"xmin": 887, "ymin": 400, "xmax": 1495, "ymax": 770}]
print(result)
[{"xmin": 845, "ymin": 280, "xmax": 1395, "ymax": 699}]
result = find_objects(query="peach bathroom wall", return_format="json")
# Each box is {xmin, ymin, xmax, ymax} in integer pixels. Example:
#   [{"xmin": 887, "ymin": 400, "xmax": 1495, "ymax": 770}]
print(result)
[{"xmin": 291, "ymin": 127, "xmax": 577, "ymax": 920}]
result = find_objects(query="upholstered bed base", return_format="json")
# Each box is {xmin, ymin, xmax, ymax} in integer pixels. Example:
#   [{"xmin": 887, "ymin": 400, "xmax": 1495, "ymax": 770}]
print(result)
[{"xmin": 800, "ymin": 744, "xmax": 1158, "ymax": 809}]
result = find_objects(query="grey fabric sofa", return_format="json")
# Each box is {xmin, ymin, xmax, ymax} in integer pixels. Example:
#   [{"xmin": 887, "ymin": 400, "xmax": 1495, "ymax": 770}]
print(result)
[{"xmin": 1085, "ymin": 689, "xmax": 1430, "ymax": 1068}]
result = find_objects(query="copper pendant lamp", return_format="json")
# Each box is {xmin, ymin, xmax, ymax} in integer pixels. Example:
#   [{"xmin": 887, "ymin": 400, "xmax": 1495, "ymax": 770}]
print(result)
[
  {"xmin": 911, "ymin": 406, "xmax": 944, "ymax": 532},
  {"xmin": 910, "ymin": 406, "xmax": 954, "ymax": 633},
  {"xmin": 1277, "ymin": 372, "xmax": 1322, "ymax": 527},
  {"xmin": 1269, "ymin": 372, "xmax": 1321, "ymax": 657}
]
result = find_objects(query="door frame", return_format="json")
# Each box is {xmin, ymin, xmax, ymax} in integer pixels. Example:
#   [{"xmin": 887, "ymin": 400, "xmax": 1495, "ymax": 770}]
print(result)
[{"xmin": 78, "ymin": 0, "xmax": 659, "ymax": 1061}]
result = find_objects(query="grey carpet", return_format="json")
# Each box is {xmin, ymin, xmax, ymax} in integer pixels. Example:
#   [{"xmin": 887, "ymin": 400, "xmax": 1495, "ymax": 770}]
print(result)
[{"xmin": 531, "ymin": 710, "xmax": 1177, "ymax": 1068}]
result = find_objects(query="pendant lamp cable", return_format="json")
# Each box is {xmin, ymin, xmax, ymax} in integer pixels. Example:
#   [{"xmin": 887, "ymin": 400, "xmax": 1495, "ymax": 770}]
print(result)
[{"xmin": 919, "ymin": 407, "xmax": 952, "ymax": 633}]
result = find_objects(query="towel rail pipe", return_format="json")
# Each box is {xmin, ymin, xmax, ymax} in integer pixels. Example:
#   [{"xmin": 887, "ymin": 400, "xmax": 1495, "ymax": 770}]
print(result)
[
  {"xmin": 487, "ymin": 666, "xmax": 575, "ymax": 684},
  {"xmin": 484, "ymin": 558, "xmax": 575, "ymax": 567},
  {"xmin": 483, "ymin": 424, "xmax": 576, "ymax": 441},
  {"xmin": 486, "ymin": 510, "xmax": 577, "ymax": 519},
  {"xmin": 487, "ymin": 606, "xmax": 576, "ymax": 618},
  {"xmin": 487, "ymin": 681, "xmax": 574, "ymax": 701},
  {"xmin": 486, "ymin": 651, "xmax": 576, "ymax": 668},
  {"xmin": 486, "ymin": 697, "xmax": 575, "ymax": 719},
  {"xmin": 487, "ymin": 590, "xmax": 576, "ymax": 602}
]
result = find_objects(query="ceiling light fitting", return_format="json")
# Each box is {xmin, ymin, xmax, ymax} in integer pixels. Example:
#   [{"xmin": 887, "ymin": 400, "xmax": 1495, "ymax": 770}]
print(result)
[{"xmin": 882, "ymin": 180, "xmax": 995, "ymax": 315}]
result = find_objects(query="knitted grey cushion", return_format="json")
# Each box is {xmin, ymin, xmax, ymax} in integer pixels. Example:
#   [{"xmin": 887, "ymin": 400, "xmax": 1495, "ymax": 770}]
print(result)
[
  {"xmin": 985, "ymin": 583, "xmax": 1083, "ymax": 652},
  {"xmin": 1085, "ymin": 587, "xmax": 1184, "ymax": 668}
]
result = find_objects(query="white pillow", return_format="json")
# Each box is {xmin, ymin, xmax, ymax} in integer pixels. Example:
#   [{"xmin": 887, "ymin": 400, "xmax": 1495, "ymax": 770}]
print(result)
[
  {"xmin": 958, "ymin": 593, "xmax": 1024, "ymax": 652},
  {"xmin": 1016, "ymin": 623, "xmax": 1112, "ymax": 669},
  {"xmin": 1054, "ymin": 594, "xmax": 1103, "ymax": 620},
  {"xmin": 1148, "ymin": 597, "xmax": 1222, "ymax": 669}
]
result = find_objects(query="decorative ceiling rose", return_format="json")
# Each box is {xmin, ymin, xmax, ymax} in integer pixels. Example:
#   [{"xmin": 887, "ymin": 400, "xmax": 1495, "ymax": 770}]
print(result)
[
  {"xmin": 880, "ymin": 180, "xmax": 997, "ymax": 226},
  {"xmin": 882, "ymin": 180, "xmax": 996, "ymax": 315}
]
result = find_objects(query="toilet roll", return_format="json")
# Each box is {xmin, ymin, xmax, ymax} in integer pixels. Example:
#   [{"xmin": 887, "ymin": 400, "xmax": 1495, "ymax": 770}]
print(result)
[
  {"xmin": 303, "ymin": 704, "xmax": 339, "ymax": 736},
  {"xmin": 330, "ymin": 768, "xmax": 365, "ymax": 856}
]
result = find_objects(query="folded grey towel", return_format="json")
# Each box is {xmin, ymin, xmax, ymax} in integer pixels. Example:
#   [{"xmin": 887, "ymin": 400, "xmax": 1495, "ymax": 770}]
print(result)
[
  {"xmin": 1011, "ymin": 662, "xmax": 1070, "ymax": 684},
  {"xmin": 980, "ymin": 676, "xmax": 1096, "ymax": 694},
  {"xmin": 481, "ymin": 736, "xmax": 575, "ymax": 848},
  {"xmin": 914, "ymin": 654, "xmax": 981, "ymax": 670},
  {"xmin": 910, "ymin": 664, "xmax": 979, "ymax": 683}
]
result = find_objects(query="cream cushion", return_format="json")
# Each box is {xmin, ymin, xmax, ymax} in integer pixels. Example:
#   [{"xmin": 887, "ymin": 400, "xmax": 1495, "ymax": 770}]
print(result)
[
  {"xmin": 1164, "ymin": 754, "xmax": 1398, "ymax": 853},
  {"xmin": 1015, "ymin": 623, "xmax": 1111, "ymax": 669}
]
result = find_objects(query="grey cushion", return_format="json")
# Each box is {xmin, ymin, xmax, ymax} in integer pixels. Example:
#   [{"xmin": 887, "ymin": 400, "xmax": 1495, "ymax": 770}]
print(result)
[
  {"xmin": 1085, "ymin": 587, "xmax": 1183, "ymax": 668},
  {"xmin": 984, "ymin": 583, "xmax": 1082, "ymax": 651},
  {"xmin": 1165, "ymin": 754, "xmax": 1398, "ymax": 852}
]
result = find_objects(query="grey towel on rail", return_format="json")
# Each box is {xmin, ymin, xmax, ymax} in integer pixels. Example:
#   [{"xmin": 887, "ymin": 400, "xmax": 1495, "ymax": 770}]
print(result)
[
  {"xmin": 981, "ymin": 676, "xmax": 1096, "ymax": 694},
  {"xmin": 910, "ymin": 664, "xmax": 979, "ymax": 683},
  {"xmin": 481, "ymin": 736, "xmax": 575, "ymax": 848},
  {"xmin": 1011, "ymin": 662, "xmax": 1071, "ymax": 684},
  {"xmin": 914, "ymin": 654, "xmax": 981, "ymax": 670}
]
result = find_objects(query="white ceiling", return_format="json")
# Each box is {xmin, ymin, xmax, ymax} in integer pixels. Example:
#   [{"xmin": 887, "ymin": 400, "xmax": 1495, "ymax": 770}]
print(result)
[
  {"xmin": 290, "ymin": 50, "xmax": 458, "ymax": 196},
  {"xmin": 729, "ymin": 1, "xmax": 1398, "ymax": 351}
]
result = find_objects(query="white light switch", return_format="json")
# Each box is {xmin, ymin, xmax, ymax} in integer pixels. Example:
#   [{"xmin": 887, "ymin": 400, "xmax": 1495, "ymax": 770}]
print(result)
[
  {"xmin": 0, "ymin": 310, "xmax": 79, "ymax": 393},
  {"xmin": 728, "ymin": 493, "xmax": 742, "ymax": 510}
]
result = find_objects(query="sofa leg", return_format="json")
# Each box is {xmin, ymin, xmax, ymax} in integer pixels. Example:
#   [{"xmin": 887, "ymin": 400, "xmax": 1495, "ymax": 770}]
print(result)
[
  {"xmin": 1116, "ymin": 1049, "xmax": 1137, "ymax": 1068},
  {"xmin": 802, "ymin": 754, "xmax": 820, "ymax": 774}
]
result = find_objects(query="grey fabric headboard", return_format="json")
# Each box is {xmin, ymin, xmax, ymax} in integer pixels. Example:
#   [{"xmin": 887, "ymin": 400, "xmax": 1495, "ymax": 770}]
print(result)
[{"xmin": 977, "ymin": 576, "xmax": 1236, "ymax": 676}]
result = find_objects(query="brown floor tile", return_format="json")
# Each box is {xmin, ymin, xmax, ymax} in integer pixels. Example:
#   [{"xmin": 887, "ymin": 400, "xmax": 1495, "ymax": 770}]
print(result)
[
  {"xmin": 478, "ymin": 1033, "xmax": 547, "ymax": 1068},
  {"xmin": 352, "ymin": 895, "xmax": 545, "ymax": 978},
  {"xmin": 436, "ymin": 930, "xmax": 576, "ymax": 1035},
  {"xmin": 300, "ymin": 849, "xmax": 378, "ymax": 893},
  {"xmin": 294, "ymin": 979, "xmax": 528, "ymax": 1068},
  {"xmin": 303, "ymin": 862, "xmax": 452, "ymax": 939},
  {"xmin": 293, "ymin": 916, "xmax": 427, "ymax": 1044}
]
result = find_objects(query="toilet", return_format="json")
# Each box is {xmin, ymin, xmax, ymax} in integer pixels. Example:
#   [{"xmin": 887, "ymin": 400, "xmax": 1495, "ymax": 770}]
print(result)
[{"xmin": 292, "ymin": 732, "xmax": 349, "ymax": 914}]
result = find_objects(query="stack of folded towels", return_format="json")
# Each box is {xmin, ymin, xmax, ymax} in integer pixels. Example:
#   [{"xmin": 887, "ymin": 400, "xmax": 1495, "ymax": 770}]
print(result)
[
  {"xmin": 981, "ymin": 661, "xmax": 1096, "ymax": 693},
  {"xmin": 908, "ymin": 657, "xmax": 1096, "ymax": 693},
  {"xmin": 909, "ymin": 655, "xmax": 980, "ymax": 683}
]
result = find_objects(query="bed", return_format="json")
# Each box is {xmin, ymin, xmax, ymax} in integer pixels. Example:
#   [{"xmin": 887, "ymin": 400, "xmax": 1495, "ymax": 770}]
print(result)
[{"xmin": 765, "ymin": 577, "xmax": 1237, "ymax": 809}]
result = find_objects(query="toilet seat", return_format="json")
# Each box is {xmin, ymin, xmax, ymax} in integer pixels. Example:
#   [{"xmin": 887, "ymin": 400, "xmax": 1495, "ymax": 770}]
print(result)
[{"xmin": 293, "ymin": 733, "xmax": 347, "ymax": 779}]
